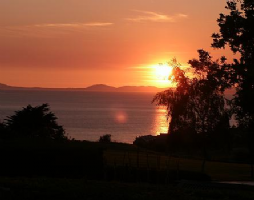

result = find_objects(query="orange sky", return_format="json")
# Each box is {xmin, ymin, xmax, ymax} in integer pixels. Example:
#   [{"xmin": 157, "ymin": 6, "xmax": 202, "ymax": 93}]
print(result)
[{"xmin": 0, "ymin": 0, "xmax": 235, "ymax": 88}]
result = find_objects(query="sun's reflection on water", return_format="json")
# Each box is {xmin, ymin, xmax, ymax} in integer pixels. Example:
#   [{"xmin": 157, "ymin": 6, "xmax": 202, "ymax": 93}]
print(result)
[{"xmin": 153, "ymin": 107, "xmax": 169, "ymax": 136}]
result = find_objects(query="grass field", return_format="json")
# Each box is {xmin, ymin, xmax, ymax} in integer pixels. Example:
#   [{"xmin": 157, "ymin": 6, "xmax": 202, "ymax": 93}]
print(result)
[
  {"xmin": 0, "ymin": 139, "xmax": 253, "ymax": 181},
  {"xmin": 1, "ymin": 178, "xmax": 254, "ymax": 200},
  {"xmin": 0, "ymin": 140, "xmax": 254, "ymax": 199},
  {"xmin": 104, "ymin": 149, "xmax": 252, "ymax": 181}
]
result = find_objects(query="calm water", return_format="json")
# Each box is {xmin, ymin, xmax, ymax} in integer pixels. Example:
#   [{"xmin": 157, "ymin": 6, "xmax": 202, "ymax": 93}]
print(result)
[{"xmin": 0, "ymin": 90, "xmax": 168, "ymax": 143}]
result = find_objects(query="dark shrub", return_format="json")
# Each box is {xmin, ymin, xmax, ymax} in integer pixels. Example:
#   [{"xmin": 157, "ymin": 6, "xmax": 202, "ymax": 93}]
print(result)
[
  {"xmin": 0, "ymin": 122, "xmax": 8, "ymax": 139},
  {"xmin": 99, "ymin": 134, "xmax": 111, "ymax": 143},
  {"xmin": 4, "ymin": 104, "xmax": 67, "ymax": 140}
]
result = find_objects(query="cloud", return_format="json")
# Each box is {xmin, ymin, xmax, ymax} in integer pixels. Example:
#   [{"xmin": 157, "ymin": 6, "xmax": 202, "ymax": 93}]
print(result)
[
  {"xmin": 34, "ymin": 22, "xmax": 114, "ymax": 28},
  {"xmin": 82, "ymin": 22, "xmax": 114, "ymax": 27},
  {"xmin": 0, "ymin": 22, "xmax": 114, "ymax": 38},
  {"xmin": 126, "ymin": 10, "xmax": 188, "ymax": 23}
]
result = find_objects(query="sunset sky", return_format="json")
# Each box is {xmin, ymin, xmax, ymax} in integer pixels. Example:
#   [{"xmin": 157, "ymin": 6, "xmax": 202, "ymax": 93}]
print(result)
[{"xmin": 0, "ymin": 0, "xmax": 234, "ymax": 88}]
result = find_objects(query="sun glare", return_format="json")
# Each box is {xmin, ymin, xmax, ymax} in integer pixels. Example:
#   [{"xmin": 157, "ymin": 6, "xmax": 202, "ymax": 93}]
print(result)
[
  {"xmin": 155, "ymin": 64, "xmax": 173, "ymax": 80},
  {"xmin": 149, "ymin": 63, "xmax": 173, "ymax": 88}
]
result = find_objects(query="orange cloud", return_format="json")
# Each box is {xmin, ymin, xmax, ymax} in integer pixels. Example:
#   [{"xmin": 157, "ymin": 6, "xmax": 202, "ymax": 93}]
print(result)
[
  {"xmin": 0, "ymin": 22, "xmax": 114, "ymax": 38},
  {"xmin": 34, "ymin": 22, "xmax": 114, "ymax": 28},
  {"xmin": 126, "ymin": 10, "xmax": 188, "ymax": 22}
]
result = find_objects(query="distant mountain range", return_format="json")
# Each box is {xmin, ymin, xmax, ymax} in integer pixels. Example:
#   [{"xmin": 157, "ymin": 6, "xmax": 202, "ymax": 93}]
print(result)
[{"xmin": 0, "ymin": 83, "xmax": 166, "ymax": 93}]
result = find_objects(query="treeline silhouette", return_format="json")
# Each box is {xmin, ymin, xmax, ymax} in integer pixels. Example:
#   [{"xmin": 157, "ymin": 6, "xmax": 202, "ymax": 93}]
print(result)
[
  {"xmin": 0, "ymin": 104, "xmax": 210, "ymax": 182},
  {"xmin": 151, "ymin": 0, "xmax": 254, "ymax": 176},
  {"xmin": 0, "ymin": 104, "xmax": 104, "ymax": 179},
  {"xmin": 0, "ymin": 104, "xmax": 67, "ymax": 140}
]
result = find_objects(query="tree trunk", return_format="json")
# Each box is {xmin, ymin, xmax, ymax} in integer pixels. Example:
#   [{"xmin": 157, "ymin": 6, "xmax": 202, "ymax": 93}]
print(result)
[{"xmin": 201, "ymin": 128, "xmax": 207, "ymax": 173}]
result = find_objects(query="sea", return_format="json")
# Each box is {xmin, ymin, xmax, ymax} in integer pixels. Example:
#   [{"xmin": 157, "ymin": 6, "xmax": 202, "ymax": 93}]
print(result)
[{"xmin": 0, "ymin": 90, "xmax": 168, "ymax": 144}]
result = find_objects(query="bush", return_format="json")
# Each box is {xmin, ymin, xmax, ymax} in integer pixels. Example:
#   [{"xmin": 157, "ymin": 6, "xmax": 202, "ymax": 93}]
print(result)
[
  {"xmin": 2, "ymin": 103, "xmax": 67, "ymax": 140},
  {"xmin": 0, "ymin": 122, "xmax": 8, "ymax": 139},
  {"xmin": 99, "ymin": 134, "xmax": 111, "ymax": 143}
]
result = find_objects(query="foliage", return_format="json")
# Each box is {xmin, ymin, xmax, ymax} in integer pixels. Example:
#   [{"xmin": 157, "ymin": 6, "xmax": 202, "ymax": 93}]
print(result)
[
  {"xmin": 1, "ymin": 104, "xmax": 67, "ymax": 140},
  {"xmin": 153, "ymin": 51, "xmax": 232, "ymax": 171},
  {"xmin": 153, "ymin": 59, "xmax": 191, "ymax": 134},
  {"xmin": 187, "ymin": 50, "xmax": 230, "ymax": 136},
  {"xmin": 0, "ymin": 122, "xmax": 8, "ymax": 139},
  {"xmin": 152, "ymin": 0, "xmax": 254, "ymax": 175},
  {"xmin": 153, "ymin": 51, "xmax": 230, "ymax": 139},
  {"xmin": 212, "ymin": 0, "xmax": 254, "ymax": 124},
  {"xmin": 212, "ymin": 0, "xmax": 254, "ymax": 64},
  {"xmin": 99, "ymin": 134, "xmax": 112, "ymax": 143},
  {"xmin": 212, "ymin": 0, "xmax": 254, "ymax": 176}
]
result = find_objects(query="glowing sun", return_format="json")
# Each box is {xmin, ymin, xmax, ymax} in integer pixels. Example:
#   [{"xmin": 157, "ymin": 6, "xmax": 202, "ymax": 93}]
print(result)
[{"xmin": 155, "ymin": 64, "xmax": 173, "ymax": 81}]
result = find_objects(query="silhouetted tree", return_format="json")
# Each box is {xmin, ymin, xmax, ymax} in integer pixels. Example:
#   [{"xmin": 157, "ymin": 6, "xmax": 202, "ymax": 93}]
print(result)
[
  {"xmin": 99, "ymin": 134, "xmax": 112, "ymax": 143},
  {"xmin": 153, "ymin": 59, "xmax": 191, "ymax": 136},
  {"xmin": 212, "ymin": 0, "xmax": 254, "ymax": 178},
  {"xmin": 153, "ymin": 52, "xmax": 230, "ymax": 171},
  {"xmin": 188, "ymin": 50, "xmax": 230, "ymax": 171},
  {"xmin": 4, "ymin": 104, "xmax": 67, "ymax": 140}
]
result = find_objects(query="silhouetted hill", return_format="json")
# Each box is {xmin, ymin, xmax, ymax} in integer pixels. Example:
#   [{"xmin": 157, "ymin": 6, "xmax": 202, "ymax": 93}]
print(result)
[
  {"xmin": 0, "ymin": 83, "xmax": 44, "ymax": 91},
  {"xmin": 0, "ymin": 83, "xmax": 236, "ymax": 95},
  {"xmin": 0, "ymin": 83, "xmax": 11, "ymax": 89},
  {"xmin": 84, "ymin": 84, "xmax": 117, "ymax": 92},
  {"xmin": 117, "ymin": 86, "xmax": 163, "ymax": 93},
  {"xmin": 84, "ymin": 85, "xmax": 165, "ymax": 92},
  {"xmin": 0, "ymin": 83, "xmax": 166, "ymax": 93}
]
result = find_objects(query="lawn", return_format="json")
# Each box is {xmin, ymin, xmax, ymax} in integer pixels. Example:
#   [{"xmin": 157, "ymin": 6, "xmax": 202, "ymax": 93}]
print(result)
[
  {"xmin": 1, "ymin": 178, "xmax": 254, "ymax": 200},
  {"xmin": 0, "ymin": 140, "xmax": 254, "ymax": 199},
  {"xmin": 104, "ymin": 149, "xmax": 252, "ymax": 181}
]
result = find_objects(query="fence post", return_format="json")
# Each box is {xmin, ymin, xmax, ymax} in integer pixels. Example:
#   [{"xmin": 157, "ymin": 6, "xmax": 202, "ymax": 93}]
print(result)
[
  {"xmin": 176, "ymin": 158, "xmax": 180, "ymax": 181},
  {"xmin": 165, "ymin": 154, "xmax": 170, "ymax": 184},
  {"xmin": 136, "ymin": 147, "xmax": 140, "ymax": 182},
  {"xmin": 114, "ymin": 157, "xmax": 117, "ymax": 181},
  {"xmin": 156, "ymin": 154, "xmax": 161, "ymax": 184},
  {"xmin": 146, "ymin": 150, "xmax": 150, "ymax": 183},
  {"xmin": 103, "ymin": 152, "xmax": 107, "ymax": 181}
]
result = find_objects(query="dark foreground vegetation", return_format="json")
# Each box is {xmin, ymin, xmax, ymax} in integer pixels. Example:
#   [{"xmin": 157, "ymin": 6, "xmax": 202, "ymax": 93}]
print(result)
[
  {"xmin": 0, "ymin": 100, "xmax": 252, "ymax": 200},
  {"xmin": 1, "ymin": 178, "xmax": 254, "ymax": 200},
  {"xmin": 151, "ymin": 0, "xmax": 254, "ymax": 176},
  {"xmin": 0, "ymin": 139, "xmax": 254, "ymax": 200},
  {"xmin": 1, "ymin": 0, "xmax": 254, "ymax": 199}
]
